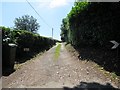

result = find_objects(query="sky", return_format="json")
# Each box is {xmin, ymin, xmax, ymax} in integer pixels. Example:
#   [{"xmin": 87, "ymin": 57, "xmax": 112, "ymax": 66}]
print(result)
[{"xmin": 1, "ymin": 0, "xmax": 75, "ymax": 40}]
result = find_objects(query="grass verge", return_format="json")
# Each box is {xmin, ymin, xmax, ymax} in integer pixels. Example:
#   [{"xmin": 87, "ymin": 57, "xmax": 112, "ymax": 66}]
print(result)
[{"xmin": 54, "ymin": 43, "xmax": 61, "ymax": 60}]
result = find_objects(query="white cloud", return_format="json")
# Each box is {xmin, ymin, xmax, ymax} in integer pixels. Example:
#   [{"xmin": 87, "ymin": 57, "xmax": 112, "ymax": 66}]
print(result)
[
  {"xmin": 37, "ymin": 2, "xmax": 49, "ymax": 8},
  {"xmin": 49, "ymin": 0, "xmax": 68, "ymax": 8}
]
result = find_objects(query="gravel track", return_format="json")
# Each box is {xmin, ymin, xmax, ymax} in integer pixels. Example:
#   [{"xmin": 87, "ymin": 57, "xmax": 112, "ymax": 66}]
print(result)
[{"xmin": 2, "ymin": 43, "xmax": 120, "ymax": 89}]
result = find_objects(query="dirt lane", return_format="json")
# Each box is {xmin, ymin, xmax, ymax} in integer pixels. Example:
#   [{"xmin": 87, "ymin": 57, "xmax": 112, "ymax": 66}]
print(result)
[{"xmin": 2, "ymin": 43, "xmax": 120, "ymax": 88}]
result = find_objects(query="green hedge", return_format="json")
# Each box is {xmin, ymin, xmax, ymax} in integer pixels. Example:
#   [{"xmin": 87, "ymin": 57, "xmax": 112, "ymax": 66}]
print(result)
[
  {"xmin": 60, "ymin": 2, "xmax": 120, "ymax": 75},
  {"xmin": 1, "ymin": 26, "xmax": 56, "ymax": 62},
  {"xmin": 61, "ymin": 2, "xmax": 120, "ymax": 48}
]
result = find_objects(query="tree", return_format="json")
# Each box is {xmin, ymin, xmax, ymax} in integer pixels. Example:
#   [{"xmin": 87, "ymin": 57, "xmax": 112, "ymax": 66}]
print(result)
[
  {"xmin": 14, "ymin": 15, "xmax": 40, "ymax": 33},
  {"xmin": 60, "ymin": 18, "xmax": 68, "ymax": 42}
]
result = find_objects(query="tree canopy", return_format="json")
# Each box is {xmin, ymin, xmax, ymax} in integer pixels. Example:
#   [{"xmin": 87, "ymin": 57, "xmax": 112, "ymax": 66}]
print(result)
[{"xmin": 14, "ymin": 15, "xmax": 40, "ymax": 33}]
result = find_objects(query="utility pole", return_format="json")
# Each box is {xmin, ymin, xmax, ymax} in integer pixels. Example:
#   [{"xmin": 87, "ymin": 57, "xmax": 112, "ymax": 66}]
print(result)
[{"xmin": 52, "ymin": 28, "xmax": 53, "ymax": 39}]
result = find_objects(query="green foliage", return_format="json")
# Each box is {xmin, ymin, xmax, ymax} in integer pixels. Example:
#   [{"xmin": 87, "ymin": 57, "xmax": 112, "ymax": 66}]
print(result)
[
  {"xmin": 2, "ymin": 26, "xmax": 57, "ymax": 62},
  {"xmin": 60, "ymin": 2, "xmax": 120, "ymax": 75},
  {"xmin": 61, "ymin": 2, "xmax": 120, "ymax": 48},
  {"xmin": 1, "ymin": 26, "xmax": 12, "ymax": 45},
  {"xmin": 68, "ymin": 2, "xmax": 89, "ymax": 25},
  {"xmin": 14, "ymin": 15, "xmax": 40, "ymax": 33},
  {"xmin": 54, "ymin": 43, "xmax": 61, "ymax": 60},
  {"xmin": 12, "ymin": 30, "xmax": 34, "ymax": 48},
  {"xmin": 60, "ymin": 18, "xmax": 69, "ymax": 42}
]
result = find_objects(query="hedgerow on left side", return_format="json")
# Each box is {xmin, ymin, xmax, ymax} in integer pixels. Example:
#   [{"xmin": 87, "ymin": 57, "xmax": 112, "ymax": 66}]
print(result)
[{"xmin": 2, "ymin": 26, "xmax": 57, "ymax": 69}]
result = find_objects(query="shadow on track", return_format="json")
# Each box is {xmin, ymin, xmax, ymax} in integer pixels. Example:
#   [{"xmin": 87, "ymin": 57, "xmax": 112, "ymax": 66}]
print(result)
[{"xmin": 64, "ymin": 81, "xmax": 120, "ymax": 90}]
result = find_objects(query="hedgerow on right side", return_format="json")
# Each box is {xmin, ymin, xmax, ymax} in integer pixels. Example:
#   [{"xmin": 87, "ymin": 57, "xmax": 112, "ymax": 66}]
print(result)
[{"xmin": 61, "ymin": 2, "xmax": 120, "ymax": 75}]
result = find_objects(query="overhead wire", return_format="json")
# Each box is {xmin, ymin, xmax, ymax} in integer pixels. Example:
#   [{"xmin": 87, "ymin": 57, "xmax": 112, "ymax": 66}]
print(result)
[{"xmin": 26, "ymin": 0, "xmax": 52, "ymax": 28}]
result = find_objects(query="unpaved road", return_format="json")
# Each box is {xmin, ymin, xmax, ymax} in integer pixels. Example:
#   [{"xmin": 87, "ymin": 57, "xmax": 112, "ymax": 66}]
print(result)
[{"xmin": 2, "ymin": 43, "xmax": 120, "ymax": 89}]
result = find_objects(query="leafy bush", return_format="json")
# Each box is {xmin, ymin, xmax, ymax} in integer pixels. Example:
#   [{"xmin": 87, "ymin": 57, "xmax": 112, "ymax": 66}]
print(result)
[
  {"xmin": 11, "ymin": 30, "xmax": 56, "ymax": 59},
  {"xmin": 60, "ymin": 2, "xmax": 120, "ymax": 75},
  {"xmin": 1, "ymin": 26, "xmax": 11, "ymax": 45},
  {"xmin": 61, "ymin": 2, "xmax": 120, "ymax": 48},
  {"xmin": 2, "ymin": 27, "xmax": 57, "ymax": 62}
]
